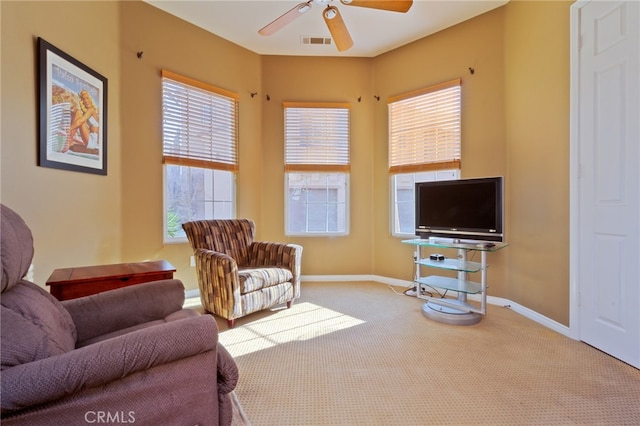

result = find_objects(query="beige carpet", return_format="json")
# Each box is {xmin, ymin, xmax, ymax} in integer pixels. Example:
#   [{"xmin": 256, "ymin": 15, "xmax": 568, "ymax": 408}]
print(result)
[
  {"xmin": 230, "ymin": 390, "xmax": 252, "ymax": 426},
  {"xmin": 213, "ymin": 281, "xmax": 640, "ymax": 425}
]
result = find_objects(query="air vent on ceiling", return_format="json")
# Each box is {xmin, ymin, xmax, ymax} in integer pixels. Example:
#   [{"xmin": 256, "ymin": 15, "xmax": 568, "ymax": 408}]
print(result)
[{"xmin": 301, "ymin": 36, "xmax": 332, "ymax": 46}]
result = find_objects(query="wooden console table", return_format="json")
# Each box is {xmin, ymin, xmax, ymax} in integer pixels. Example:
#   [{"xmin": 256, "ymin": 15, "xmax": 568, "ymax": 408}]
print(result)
[{"xmin": 46, "ymin": 260, "xmax": 176, "ymax": 301}]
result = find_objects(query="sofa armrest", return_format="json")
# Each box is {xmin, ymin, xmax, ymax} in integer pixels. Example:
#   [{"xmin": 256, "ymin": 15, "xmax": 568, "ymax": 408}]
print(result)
[
  {"xmin": 1, "ymin": 315, "xmax": 218, "ymax": 413},
  {"xmin": 62, "ymin": 279, "xmax": 185, "ymax": 342},
  {"xmin": 216, "ymin": 343, "xmax": 239, "ymax": 395}
]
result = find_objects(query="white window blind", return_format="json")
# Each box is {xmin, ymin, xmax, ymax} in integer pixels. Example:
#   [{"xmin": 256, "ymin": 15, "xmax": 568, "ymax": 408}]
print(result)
[
  {"xmin": 388, "ymin": 79, "xmax": 461, "ymax": 173},
  {"xmin": 162, "ymin": 70, "xmax": 239, "ymax": 171},
  {"xmin": 284, "ymin": 102, "xmax": 350, "ymax": 172}
]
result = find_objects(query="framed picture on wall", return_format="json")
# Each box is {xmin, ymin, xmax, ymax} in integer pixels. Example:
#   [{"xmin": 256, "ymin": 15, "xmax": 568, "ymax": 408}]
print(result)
[{"xmin": 38, "ymin": 37, "xmax": 108, "ymax": 175}]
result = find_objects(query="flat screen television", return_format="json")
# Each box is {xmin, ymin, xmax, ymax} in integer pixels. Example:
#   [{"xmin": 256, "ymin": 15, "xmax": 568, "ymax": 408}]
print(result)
[{"xmin": 415, "ymin": 176, "xmax": 504, "ymax": 242}]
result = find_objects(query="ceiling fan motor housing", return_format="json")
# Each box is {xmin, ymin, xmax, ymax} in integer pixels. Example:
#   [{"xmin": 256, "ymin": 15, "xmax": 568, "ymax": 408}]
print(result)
[{"xmin": 259, "ymin": 0, "xmax": 413, "ymax": 52}]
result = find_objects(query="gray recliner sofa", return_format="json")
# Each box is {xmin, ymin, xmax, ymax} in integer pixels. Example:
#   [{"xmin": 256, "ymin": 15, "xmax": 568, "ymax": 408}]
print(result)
[{"xmin": 0, "ymin": 204, "xmax": 238, "ymax": 425}]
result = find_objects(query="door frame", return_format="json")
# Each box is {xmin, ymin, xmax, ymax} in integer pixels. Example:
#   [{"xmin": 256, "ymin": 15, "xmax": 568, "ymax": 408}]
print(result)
[
  {"xmin": 569, "ymin": 0, "xmax": 640, "ymax": 367},
  {"xmin": 568, "ymin": 0, "xmax": 585, "ymax": 341}
]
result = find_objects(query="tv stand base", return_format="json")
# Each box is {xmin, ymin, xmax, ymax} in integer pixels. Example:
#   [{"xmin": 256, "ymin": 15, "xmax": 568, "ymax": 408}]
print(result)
[{"xmin": 422, "ymin": 301, "xmax": 482, "ymax": 326}]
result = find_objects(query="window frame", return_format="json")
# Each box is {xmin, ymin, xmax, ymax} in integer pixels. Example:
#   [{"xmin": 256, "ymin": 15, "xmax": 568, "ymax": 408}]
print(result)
[
  {"xmin": 162, "ymin": 165, "xmax": 237, "ymax": 243},
  {"xmin": 389, "ymin": 170, "xmax": 460, "ymax": 238},
  {"xmin": 284, "ymin": 172, "xmax": 350, "ymax": 236},
  {"xmin": 161, "ymin": 70, "xmax": 239, "ymax": 243},
  {"xmin": 388, "ymin": 79, "xmax": 462, "ymax": 238},
  {"xmin": 283, "ymin": 102, "xmax": 351, "ymax": 237}
]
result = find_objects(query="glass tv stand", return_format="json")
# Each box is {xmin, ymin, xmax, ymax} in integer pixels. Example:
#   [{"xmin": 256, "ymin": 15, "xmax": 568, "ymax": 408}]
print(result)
[{"xmin": 402, "ymin": 239, "xmax": 508, "ymax": 325}]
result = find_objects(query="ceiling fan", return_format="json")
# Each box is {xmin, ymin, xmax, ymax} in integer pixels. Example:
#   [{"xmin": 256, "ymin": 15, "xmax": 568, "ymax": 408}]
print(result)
[{"xmin": 258, "ymin": 0, "xmax": 414, "ymax": 52}]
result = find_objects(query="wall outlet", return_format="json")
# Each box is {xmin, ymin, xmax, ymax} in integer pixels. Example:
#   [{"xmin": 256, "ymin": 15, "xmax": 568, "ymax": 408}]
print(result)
[{"xmin": 190, "ymin": 255, "xmax": 195, "ymax": 267}]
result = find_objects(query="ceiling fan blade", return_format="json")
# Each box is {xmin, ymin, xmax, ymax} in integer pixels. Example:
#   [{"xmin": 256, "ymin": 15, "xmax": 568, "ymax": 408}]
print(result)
[
  {"xmin": 323, "ymin": 6, "xmax": 353, "ymax": 52},
  {"xmin": 259, "ymin": 1, "xmax": 313, "ymax": 36},
  {"xmin": 339, "ymin": 0, "xmax": 413, "ymax": 13}
]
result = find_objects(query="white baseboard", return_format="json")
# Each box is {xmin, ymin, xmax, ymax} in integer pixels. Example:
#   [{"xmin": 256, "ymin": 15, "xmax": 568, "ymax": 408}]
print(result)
[
  {"xmin": 185, "ymin": 289, "xmax": 200, "ymax": 299},
  {"xmin": 486, "ymin": 296, "xmax": 571, "ymax": 337},
  {"xmin": 301, "ymin": 274, "xmax": 412, "ymax": 288},
  {"xmin": 300, "ymin": 274, "xmax": 572, "ymax": 338}
]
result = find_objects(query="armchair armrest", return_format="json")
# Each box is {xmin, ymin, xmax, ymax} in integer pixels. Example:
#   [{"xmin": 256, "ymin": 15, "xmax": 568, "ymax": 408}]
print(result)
[
  {"xmin": 62, "ymin": 279, "xmax": 186, "ymax": 343},
  {"xmin": 250, "ymin": 241, "xmax": 303, "ymax": 287},
  {"xmin": 1, "ymin": 315, "xmax": 217, "ymax": 413},
  {"xmin": 250, "ymin": 241, "xmax": 302, "ymax": 268},
  {"xmin": 194, "ymin": 248, "xmax": 242, "ymax": 320}
]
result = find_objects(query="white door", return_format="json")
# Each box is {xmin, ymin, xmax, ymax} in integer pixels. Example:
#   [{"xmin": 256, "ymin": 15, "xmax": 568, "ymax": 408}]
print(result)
[{"xmin": 573, "ymin": 0, "xmax": 639, "ymax": 368}]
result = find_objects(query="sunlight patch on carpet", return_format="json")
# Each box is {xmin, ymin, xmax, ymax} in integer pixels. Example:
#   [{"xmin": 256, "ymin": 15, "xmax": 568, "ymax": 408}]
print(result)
[{"xmin": 218, "ymin": 302, "xmax": 365, "ymax": 357}]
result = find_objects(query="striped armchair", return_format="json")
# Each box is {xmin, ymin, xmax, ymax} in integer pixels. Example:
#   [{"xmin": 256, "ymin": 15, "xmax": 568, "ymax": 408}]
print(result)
[{"xmin": 182, "ymin": 219, "xmax": 302, "ymax": 328}]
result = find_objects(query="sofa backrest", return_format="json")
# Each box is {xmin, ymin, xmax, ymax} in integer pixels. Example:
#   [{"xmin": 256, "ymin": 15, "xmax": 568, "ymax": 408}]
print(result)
[
  {"xmin": 1, "ymin": 204, "xmax": 34, "ymax": 293},
  {"xmin": 1, "ymin": 204, "xmax": 77, "ymax": 370},
  {"xmin": 1, "ymin": 281, "xmax": 77, "ymax": 370},
  {"xmin": 182, "ymin": 219, "xmax": 255, "ymax": 266}
]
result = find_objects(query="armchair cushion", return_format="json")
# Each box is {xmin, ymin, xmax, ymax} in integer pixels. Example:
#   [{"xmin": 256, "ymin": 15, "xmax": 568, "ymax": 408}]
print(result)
[{"xmin": 239, "ymin": 267, "xmax": 293, "ymax": 293}]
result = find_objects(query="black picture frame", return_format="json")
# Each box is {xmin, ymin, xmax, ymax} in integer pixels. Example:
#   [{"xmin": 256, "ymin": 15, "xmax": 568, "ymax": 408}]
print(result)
[{"xmin": 38, "ymin": 37, "xmax": 108, "ymax": 175}]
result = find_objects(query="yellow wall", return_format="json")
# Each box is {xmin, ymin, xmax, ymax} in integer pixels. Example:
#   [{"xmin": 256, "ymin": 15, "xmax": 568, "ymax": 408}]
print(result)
[
  {"xmin": 117, "ymin": 1, "xmax": 263, "ymax": 288},
  {"xmin": 504, "ymin": 0, "xmax": 571, "ymax": 323},
  {"xmin": 371, "ymin": 7, "xmax": 508, "ymax": 290},
  {"xmin": 369, "ymin": 0, "xmax": 572, "ymax": 325},
  {"xmin": 0, "ymin": 1, "xmax": 123, "ymax": 283},
  {"xmin": 0, "ymin": 0, "xmax": 572, "ymax": 324},
  {"xmin": 260, "ymin": 56, "xmax": 375, "ymax": 276}
]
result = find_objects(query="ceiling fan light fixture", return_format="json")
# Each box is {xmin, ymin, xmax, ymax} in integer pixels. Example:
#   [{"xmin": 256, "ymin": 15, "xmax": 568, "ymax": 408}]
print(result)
[
  {"xmin": 322, "ymin": 5, "xmax": 353, "ymax": 51},
  {"xmin": 259, "ymin": 1, "xmax": 315, "ymax": 36},
  {"xmin": 324, "ymin": 6, "xmax": 338, "ymax": 20}
]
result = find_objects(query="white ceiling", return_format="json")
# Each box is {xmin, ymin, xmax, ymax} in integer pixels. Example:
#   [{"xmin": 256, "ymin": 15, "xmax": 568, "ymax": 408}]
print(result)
[{"xmin": 144, "ymin": 0, "xmax": 509, "ymax": 57}]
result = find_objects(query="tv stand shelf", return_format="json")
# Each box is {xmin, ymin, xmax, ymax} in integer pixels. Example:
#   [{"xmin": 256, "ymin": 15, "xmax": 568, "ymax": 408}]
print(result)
[
  {"xmin": 402, "ymin": 239, "xmax": 508, "ymax": 325},
  {"xmin": 417, "ymin": 276, "xmax": 483, "ymax": 295},
  {"xmin": 416, "ymin": 258, "xmax": 482, "ymax": 273}
]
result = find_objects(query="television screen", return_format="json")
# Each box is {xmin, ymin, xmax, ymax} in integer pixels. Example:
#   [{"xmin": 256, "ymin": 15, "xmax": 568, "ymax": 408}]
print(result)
[{"xmin": 415, "ymin": 177, "xmax": 504, "ymax": 242}]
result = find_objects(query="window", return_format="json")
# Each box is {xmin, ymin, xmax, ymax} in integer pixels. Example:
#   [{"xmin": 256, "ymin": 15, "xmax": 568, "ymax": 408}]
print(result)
[
  {"xmin": 162, "ymin": 70, "xmax": 239, "ymax": 242},
  {"xmin": 388, "ymin": 79, "xmax": 461, "ymax": 237},
  {"xmin": 284, "ymin": 102, "xmax": 350, "ymax": 236},
  {"xmin": 390, "ymin": 170, "xmax": 460, "ymax": 236}
]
